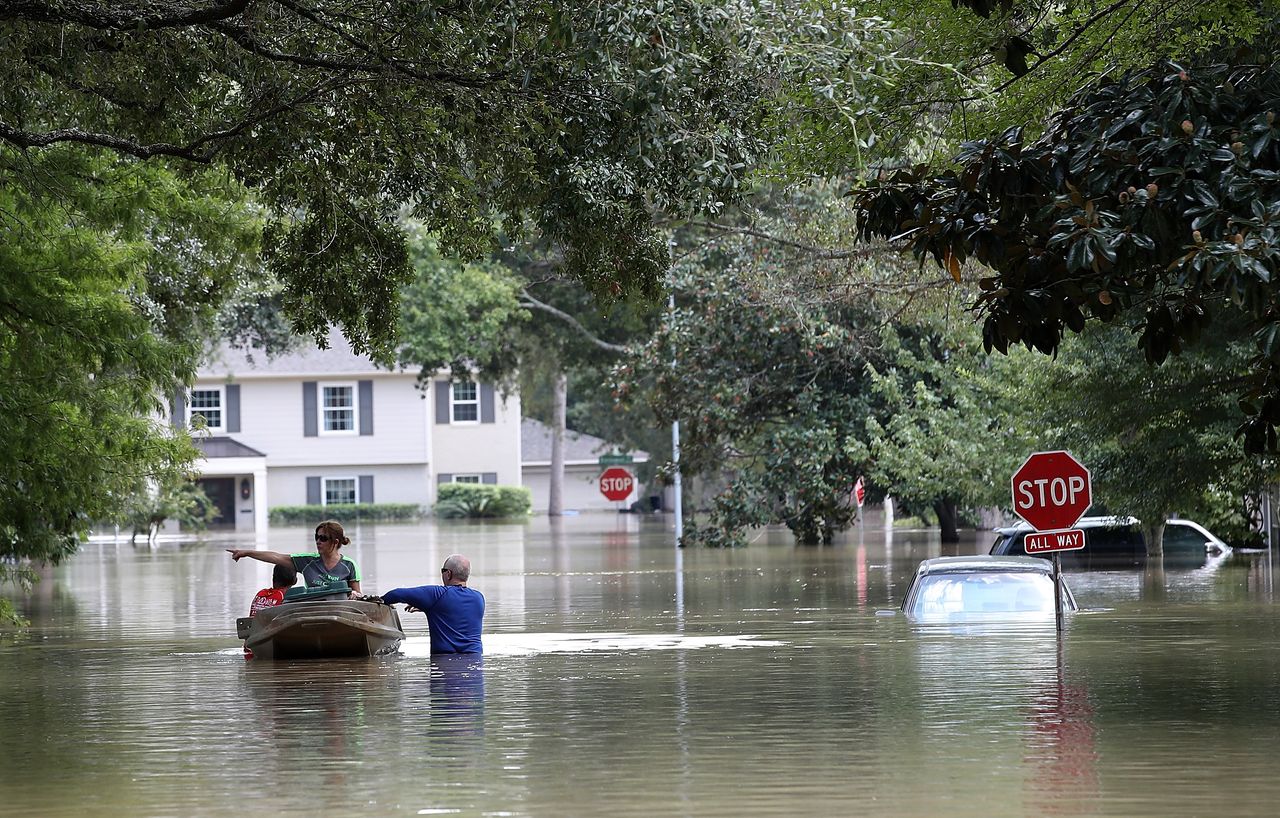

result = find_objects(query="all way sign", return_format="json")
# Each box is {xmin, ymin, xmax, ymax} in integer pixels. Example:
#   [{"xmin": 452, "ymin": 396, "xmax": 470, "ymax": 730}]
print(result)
[{"xmin": 1024, "ymin": 528, "xmax": 1086, "ymax": 555}]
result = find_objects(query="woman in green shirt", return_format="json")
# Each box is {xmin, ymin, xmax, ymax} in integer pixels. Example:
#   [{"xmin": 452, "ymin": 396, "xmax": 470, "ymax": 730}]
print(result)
[{"xmin": 228, "ymin": 519, "xmax": 362, "ymax": 594}]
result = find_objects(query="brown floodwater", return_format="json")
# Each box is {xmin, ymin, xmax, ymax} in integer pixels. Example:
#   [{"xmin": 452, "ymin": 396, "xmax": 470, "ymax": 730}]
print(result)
[{"xmin": 3, "ymin": 516, "xmax": 1279, "ymax": 817}]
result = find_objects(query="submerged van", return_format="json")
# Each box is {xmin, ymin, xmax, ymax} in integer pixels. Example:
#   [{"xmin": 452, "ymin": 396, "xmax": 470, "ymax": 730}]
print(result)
[{"xmin": 989, "ymin": 516, "xmax": 1230, "ymax": 568}]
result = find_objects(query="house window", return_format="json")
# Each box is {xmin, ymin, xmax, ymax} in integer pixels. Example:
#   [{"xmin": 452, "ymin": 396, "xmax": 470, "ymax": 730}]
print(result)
[
  {"xmin": 323, "ymin": 477, "xmax": 357, "ymax": 505},
  {"xmin": 451, "ymin": 381, "xmax": 479, "ymax": 423},
  {"xmin": 320, "ymin": 383, "xmax": 357, "ymax": 434},
  {"xmin": 453, "ymin": 474, "xmax": 482, "ymax": 484},
  {"xmin": 189, "ymin": 387, "xmax": 225, "ymax": 432}
]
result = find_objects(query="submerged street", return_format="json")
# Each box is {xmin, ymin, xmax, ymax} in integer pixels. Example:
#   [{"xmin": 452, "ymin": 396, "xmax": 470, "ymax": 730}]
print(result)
[{"xmin": 3, "ymin": 516, "xmax": 1279, "ymax": 817}]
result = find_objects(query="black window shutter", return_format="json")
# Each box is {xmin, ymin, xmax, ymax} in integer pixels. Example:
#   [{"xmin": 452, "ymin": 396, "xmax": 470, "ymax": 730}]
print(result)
[
  {"xmin": 306, "ymin": 476, "xmax": 321, "ymax": 505},
  {"xmin": 359, "ymin": 475, "xmax": 374, "ymax": 503},
  {"xmin": 480, "ymin": 382, "xmax": 495, "ymax": 423},
  {"xmin": 171, "ymin": 390, "xmax": 186, "ymax": 430},
  {"xmin": 435, "ymin": 380, "xmax": 451, "ymax": 424},
  {"xmin": 358, "ymin": 380, "xmax": 373, "ymax": 436},
  {"xmin": 303, "ymin": 382, "xmax": 317, "ymax": 437},
  {"xmin": 482, "ymin": 472, "xmax": 498, "ymax": 485},
  {"xmin": 226, "ymin": 384, "xmax": 241, "ymax": 433}
]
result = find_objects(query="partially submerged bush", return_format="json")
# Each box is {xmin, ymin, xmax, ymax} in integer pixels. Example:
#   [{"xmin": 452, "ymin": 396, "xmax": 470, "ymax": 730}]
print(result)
[
  {"xmin": 435, "ymin": 484, "xmax": 532, "ymax": 518},
  {"xmin": 269, "ymin": 503, "xmax": 423, "ymax": 524}
]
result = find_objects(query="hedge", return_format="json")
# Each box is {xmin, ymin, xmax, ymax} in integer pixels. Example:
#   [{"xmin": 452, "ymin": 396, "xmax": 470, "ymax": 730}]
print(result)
[
  {"xmin": 268, "ymin": 503, "xmax": 424, "ymax": 524},
  {"xmin": 435, "ymin": 483, "xmax": 532, "ymax": 518}
]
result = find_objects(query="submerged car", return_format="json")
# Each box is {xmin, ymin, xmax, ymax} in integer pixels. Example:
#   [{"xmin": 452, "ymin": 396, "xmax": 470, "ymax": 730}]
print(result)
[
  {"xmin": 900, "ymin": 556, "xmax": 1077, "ymax": 622},
  {"xmin": 989, "ymin": 516, "xmax": 1230, "ymax": 568}
]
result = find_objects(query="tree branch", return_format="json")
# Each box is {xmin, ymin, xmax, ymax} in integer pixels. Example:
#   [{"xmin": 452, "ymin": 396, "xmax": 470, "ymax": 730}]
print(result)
[
  {"xmin": 1, "ymin": 0, "xmax": 254, "ymax": 30},
  {"xmin": 518, "ymin": 291, "xmax": 628, "ymax": 354},
  {"xmin": 0, "ymin": 77, "xmax": 346, "ymax": 159},
  {"xmin": 686, "ymin": 219, "xmax": 890, "ymax": 261}
]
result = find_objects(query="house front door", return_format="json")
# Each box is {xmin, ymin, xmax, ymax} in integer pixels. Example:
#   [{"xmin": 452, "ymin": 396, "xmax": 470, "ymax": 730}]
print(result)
[{"xmin": 198, "ymin": 477, "xmax": 237, "ymax": 529}]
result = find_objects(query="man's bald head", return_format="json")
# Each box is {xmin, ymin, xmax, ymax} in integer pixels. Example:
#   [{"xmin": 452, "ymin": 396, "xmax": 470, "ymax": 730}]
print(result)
[{"xmin": 443, "ymin": 554, "xmax": 471, "ymax": 582}]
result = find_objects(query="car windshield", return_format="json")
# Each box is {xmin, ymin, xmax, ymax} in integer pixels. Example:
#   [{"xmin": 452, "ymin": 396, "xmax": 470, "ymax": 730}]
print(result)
[{"xmin": 910, "ymin": 572, "xmax": 1056, "ymax": 618}]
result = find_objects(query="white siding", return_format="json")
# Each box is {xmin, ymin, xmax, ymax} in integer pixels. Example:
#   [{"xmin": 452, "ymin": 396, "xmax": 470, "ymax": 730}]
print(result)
[
  {"xmin": 224, "ymin": 375, "xmax": 430, "ymax": 466},
  {"xmin": 267, "ymin": 464, "xmax": 432, "ymax": 507},
  {"xmin": 431, "ymin": 388, "xmax": 522, "ymax": 496}
]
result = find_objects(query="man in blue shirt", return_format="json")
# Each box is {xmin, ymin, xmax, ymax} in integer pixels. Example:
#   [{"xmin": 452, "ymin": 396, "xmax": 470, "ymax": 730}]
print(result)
[{"xmin": 379, "ymin": 554, "xmax": 484, "ymax": 654}]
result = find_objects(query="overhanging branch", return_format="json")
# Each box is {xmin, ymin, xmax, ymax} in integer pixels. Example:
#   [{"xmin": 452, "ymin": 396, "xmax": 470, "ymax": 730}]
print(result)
[
  {"xmin": 518, "ymin": 291, "xmax": 628, "ymax": 354},
  {"xmin": 1, "ymin": 0, "xmax": 254, "ymax": 30}
]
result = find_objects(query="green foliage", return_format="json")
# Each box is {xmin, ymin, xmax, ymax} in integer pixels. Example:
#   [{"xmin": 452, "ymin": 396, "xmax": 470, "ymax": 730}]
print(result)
[
  {"xmin": 1002, "ymin": 322, "xmax": 1275, "ymax": 533},
  {"xmin": 618, "ymin": 183, "xmax": 1001, "ymax": 544},
  {"xmin": 862, "ymin": 319, "xmax": 1025, "ymax": 522},
  {"xmin": 397, "ymin": 224, "xmax": 527, "ymax": 387},
  {"xmin": 434, "ymin": 484, "xmax": 532, "ymax": 519},
  {"xmin": 0, "ymin": 146, "xmax": 257, "ymax": 576},
  {"xmin": 3, "ymin": 1, "xmax": 912, "ymax": 356},
  {"xmin": 268, "ymin": 504, "xmax": 425, "ymax": 525},
  {"xmin": 118, "ymin": 475, "xmax": 217, "ymax": 545},
  {"xmin": 856, "ymin": 25, "xmax": 1280, "ymax": 451},
  {"xmin": 856, "ymin": 0, "xmax": 1274, "ymax": 160}
]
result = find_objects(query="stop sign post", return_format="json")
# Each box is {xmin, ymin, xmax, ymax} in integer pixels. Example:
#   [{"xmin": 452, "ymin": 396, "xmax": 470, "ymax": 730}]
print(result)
[
  {"xmin": 599, "ymin": 466, "xmax": 635, "ymax": 503},
  {"xmin": 1010, "ymin": 450, "xmax": 1092, "ymax": 633}
]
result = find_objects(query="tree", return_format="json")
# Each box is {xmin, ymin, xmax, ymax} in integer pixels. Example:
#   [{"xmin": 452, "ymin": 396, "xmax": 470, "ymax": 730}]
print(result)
[
  {"xmin": 120, "ymin": 472, "xmax": 218, "ymax": 548},
  {"xmin": 615, "ymin": 182, "xmax": 1010, "ymax": 545},
  {"xmin": 396, "ymin": 223, "xmax": 661, "ymax": 514},
  {"xmin": 852, "ymin": 0, "xmax": 1274, "ymax": 161},
  {"xmin": 3, "ymin": 1, "xmax": 911, "ymax": 353},
  {"xmin": 862, "ymin": 318, "xmax": 1026, "ymax": 541},
  {"xmin": 619, "ymin": 263, "xmax": 873, "ymax": 545},
  {"xmin": 856, "ymin": 22, "xmax": 1280, "ymax": 452},
  {"xmin": 1003, "ymin": 321, "xmax": 1275, "ymax": 551},
  {"xmin": 0, "ymin": 148, "xmax": 258, "ymax": 618}
]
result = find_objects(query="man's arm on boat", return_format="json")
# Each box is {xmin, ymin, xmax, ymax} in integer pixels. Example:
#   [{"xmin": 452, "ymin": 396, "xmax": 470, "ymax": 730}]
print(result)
[
  {"xmin": 226, "ymin": 549, "xmax": 294, "ymax": 567},
  {"xmin": 382, "ymin": 586, "xmax": 446, "ymax": 611}
]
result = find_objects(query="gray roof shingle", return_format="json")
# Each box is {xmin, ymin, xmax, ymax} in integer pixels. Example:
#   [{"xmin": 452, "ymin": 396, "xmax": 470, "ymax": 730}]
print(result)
[
  {"xmin": 198, "ymin": 330, "xmax": 412, "ymax": 378},
  {"xmin": 521, "ymin": 418, "xmax": 648, "ymax": 464}
]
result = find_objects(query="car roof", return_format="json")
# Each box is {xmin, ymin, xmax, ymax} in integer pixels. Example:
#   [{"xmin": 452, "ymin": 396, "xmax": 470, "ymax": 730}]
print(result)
[
  {"xmin": 995, "ymin": 515, "xmax": 1140, "ymax": 534},
  {"xmin": 993, "ymin": 516, "xmax": 1219, "ymax": 537},
  {"xmin": 914, "ymin": 555, "xmax": 1056, "ymax": 575}
]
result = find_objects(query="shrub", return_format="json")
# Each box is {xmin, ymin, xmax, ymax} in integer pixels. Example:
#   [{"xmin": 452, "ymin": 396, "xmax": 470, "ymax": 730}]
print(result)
[
  {"xmin": 268, "ymin": 503, "xmax": 424, "ymax": 525},
  {"xmin": 435, "ymin": 484, "xmax": 532, "ymax": 518}
]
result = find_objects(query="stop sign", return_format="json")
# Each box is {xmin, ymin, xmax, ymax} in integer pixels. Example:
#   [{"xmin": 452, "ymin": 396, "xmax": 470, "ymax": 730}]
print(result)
[
  {"xmin": 1010, "ymin": 450, "xmax": 1092, "ymax": 531},
  {"xmin": 599, "ymin": 466, "xmax": 635, "ymax": 502}
]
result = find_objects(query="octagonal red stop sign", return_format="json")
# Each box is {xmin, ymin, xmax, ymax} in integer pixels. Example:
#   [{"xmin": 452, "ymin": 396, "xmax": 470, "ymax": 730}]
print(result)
[
  {"xmin": 1011, "ymin": 450, "xmax": 1092, "ymax": 531},
  {"xmin": 599, "ymin": 466, "xmax": 635, "ymax": 502}
]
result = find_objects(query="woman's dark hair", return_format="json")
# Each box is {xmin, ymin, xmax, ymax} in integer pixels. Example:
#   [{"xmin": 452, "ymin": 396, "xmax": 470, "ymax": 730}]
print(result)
[
  {"xmin": 314, "ymin": 520, "xmax": 350, "ymax": 547},
  {"xmin": 272, "ymin": 564, "xmax": 298, "ymax": 588}
]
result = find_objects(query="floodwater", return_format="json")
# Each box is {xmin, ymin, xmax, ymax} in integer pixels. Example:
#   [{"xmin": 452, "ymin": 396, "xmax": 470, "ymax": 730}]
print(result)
[{"xmin": 4, "ymin": 517, "xmax": 1280, "ymax": 817}]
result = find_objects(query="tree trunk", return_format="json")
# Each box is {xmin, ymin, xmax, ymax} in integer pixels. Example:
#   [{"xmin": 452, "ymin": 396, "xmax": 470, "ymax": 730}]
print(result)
[
  {"xmin": 1142, "ymin": 554, "xmax": 1167, "ymax": 601},
  {"xmin": 934, "ymin": 498, "xmax": 959, "ymax": 543},
  {"xmin": 1142, "ymin": 521, "xmax": 1166, "ymax": 556},
  {"xmin": 548, "ymin": 370, "xmax": 567, "ymax": 516}
]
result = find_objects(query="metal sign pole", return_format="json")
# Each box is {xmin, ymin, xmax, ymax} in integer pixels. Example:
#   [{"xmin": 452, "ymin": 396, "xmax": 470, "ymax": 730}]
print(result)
[{"xmin": 1053, "ymin": 553, "xmax": 1063, "ymax": 634}]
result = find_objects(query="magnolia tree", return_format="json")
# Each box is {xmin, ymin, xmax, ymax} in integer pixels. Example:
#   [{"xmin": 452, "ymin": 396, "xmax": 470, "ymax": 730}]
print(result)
[{"xmin": 856, "ymin": 27, "xmax": 1280, "ymax": 452}]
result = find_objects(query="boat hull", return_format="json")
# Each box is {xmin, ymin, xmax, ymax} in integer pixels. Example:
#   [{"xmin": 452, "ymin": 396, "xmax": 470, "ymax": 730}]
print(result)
[{"xmin": 237, "ymin": 600, "xmax": 404, "ymax": 660}]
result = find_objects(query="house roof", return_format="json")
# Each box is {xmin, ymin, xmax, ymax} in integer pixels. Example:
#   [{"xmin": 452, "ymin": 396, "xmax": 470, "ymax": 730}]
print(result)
[
  {"xmin": 194, "ymin": 436, "xmax": 266, "ymax": 458},
  {"xmin": 198, "ymin": 330, "xmax": 415, "ymax": 379},
  {"xmin": 521, "ymin": 418, "xmax": 649, "ymax": 465}
]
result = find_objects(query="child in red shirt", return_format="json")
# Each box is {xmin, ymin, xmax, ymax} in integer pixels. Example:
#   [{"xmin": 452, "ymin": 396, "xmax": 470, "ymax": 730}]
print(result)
[{"xmin": 245, "ymin": 564, "xmax": 298, "ymax": 657}]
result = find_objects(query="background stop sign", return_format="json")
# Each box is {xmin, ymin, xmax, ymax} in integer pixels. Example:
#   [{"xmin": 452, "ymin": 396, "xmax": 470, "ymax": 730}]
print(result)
[
  {"xmin": 1010, "ymin": 450, "xmax": 1092, "ymax": 531},
  {"xmin": 599, "ymin": 466, "xmax": 635, "ymax": 502}
]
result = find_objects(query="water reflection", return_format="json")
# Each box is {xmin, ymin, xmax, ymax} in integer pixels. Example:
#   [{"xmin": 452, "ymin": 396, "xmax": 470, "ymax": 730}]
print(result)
[
  {"xmin": 427, "ymin": 654, "xmax": 485, "ymax": 737},
  {"xmin": 7, "ymin": 520, "xmax": 1280, "ymax": 818},
  {"xmin": 1023, "ymin": 656, "xmax": 1099, "ymax": 817}
]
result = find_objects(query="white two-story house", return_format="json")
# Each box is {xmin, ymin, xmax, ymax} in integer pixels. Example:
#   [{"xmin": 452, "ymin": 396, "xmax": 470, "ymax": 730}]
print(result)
[{"xmin": 174, "ymin": 333, "xmax": 521, "ymax": 532}]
